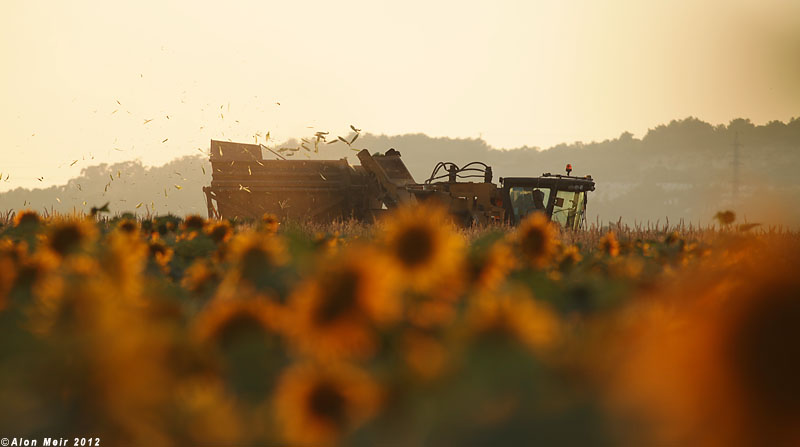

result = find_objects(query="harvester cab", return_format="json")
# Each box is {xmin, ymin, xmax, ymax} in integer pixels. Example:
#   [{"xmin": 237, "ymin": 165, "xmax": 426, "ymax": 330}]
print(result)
[{"xmin": 500, "ymin": 170, "xmax": 595, "ymax": 230}]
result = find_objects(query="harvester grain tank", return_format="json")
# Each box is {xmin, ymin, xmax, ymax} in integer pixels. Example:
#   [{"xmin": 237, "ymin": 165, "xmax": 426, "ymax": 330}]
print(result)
[{"xmin": 202, "ymin": 139, "xmax": 595, "ymax": 229}]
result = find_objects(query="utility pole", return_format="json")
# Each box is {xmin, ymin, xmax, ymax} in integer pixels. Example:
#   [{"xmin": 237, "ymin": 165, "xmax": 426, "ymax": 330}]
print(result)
[{"xmin": 732, "ymin": 131, "xmax": 741, "ymax": 205}]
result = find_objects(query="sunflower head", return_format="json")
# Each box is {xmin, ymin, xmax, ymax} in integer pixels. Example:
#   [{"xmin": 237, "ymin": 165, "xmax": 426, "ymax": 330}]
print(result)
[
  {"xmin": 664, "ymin": 231, "xmax": 682, "ymax": 245},
  {"xmin": 116, "ymin": 218, "xmax": 140, "ymax": 235},
  {"xmin": 154, "ymin": 215, "xmax": 180, "ymax": 235},
  {"xmin": 512, "ymin": 213, "xmax": 558, "ymax": 268},
  {"xmin": 727, "ymin": 285, "xmax": 800, "ymax": 409},
  {"xmin": 465, "ymin": 290, "xmax": 561, "ymax": 353},
  {"xmin": 206, "ymin": 221, "xmax": 233, "ymax": 244},
  {"xmin": 14, "ymin": 209, "xmax": 41, "ymax": 227},
  {"xmin": 599, "ymin": 232, "xmax": 620, "ymax": 257},
  {"xmin": 0, "ymin": 242, "xmax": 26, "ymax": 311},
  {"xmin": 314, "ymin": 232, "xmax": 340, "ymax": 254},
  {"xmin": 182, "ymin": 214, "xmax": 207, "ymax": 232},
  {"xmin": 261, "ymin": 213, "xmax": 280, "ymax": 234},
  {"xmin": 148, "ymin": 239, "xmax": 174, "ymax": 271},
  {"xmin": 193, "ymin": 295, "xmax": 283, "ymax": 346},
  {"xmin": 634, "ymin": 239, "xmax": 651, "ymax": 256},
  {"xmin": 558, "ymin": 244, "xmax": 583, "ymax": 270},
  {"xmin": 286, "ymin": 247, "xmax": 399, "ymax": 359},
  {"xmin": 467, "ymin": 238, "xmax": 515, "ymax": 291},
  {"xmin": 181, "ymin": 259, "xmax": 221, "ymax": 296},
  {"xmin": 226, "ymin": 231, "xmax": 288, "ymax": 287},
  {"xmin": 273, "ymin": 363, "xmax": 381, "ymax": 446},
  {"xmin": 381, "ymin": 203, "xmax": 464, "ymax": 290},
  {"xmin": 45, "ymin": 218, "xmax": 98, "ymax": 257},
  {"xmin": 611, "ymin": 239, "xmax": 800, "ymax": 446}
]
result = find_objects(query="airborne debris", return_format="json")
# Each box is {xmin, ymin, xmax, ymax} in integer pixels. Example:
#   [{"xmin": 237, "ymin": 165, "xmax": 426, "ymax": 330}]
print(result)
[{"xmin": 90, "ymin": 202, "xmax": 110, "ymax": 216}]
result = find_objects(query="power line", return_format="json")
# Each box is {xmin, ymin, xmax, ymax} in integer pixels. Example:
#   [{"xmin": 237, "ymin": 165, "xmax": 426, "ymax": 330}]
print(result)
[{"xmin": 732, "ymin": 131, "xmax": 741, "ymax": 204}]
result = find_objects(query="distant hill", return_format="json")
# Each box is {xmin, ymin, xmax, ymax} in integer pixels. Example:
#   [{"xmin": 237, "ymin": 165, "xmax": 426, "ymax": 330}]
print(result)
[
  {"xmin": 0, "ymin": 156, "xmax": 213, "ymax": 218},
  {"xmin": 1, "ymin": 117, "xmax": 799, "ymax": 226}
]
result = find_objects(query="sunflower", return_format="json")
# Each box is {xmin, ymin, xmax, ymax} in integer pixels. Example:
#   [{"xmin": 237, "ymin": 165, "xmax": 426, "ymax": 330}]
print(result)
[
  {"xmin": 13, "ymin": 244, "xmax": 59, "ymax": 292},
  {"xmin": 558, "ymin": 244, "xmax": 583, "ymax": 271},
  {"xmin": 273, "ymin": 362, "xmax": 381, "ymax": 446},
  {"xmin": 262, "ymin": 213, "xmax": 280, "ymax": 234},
  {"xmin": 0, "ymin": 241, "xmax": 26, "ymax": 311},
  {"xmin": 193, "ymin": 294, "xmax": 283, "ymax": 345},
  {"xmin": 182, "ymin": 214, "xmax": 207, "ymax": 232},
  {"xmin": 467, "ymin": 240, "xmax": 515, "ymax": 291},
  {"xmin": 45, "ymin": 218, "xmax": 98, "ymax": 257},
  {"xmin": 512, "ymin": 212, "xmax": 558, "ymax": 269},
  {"xmin": 77, "ymin": 276, "xmax": 175, "ymax": 446},
  {"xmin": 633, "ymin": 239, "xmax": 651, "ymax": 256},
  {"xmin": 226, "ymin": 231, "xmax": 287, "ymax": 277},
  {"xmin": 464, "ymin": 289, "xmax": 561, "ymax": 353},
  {"xmin": 13, "ymin": 209, "xmax": 41, "ymax": 227},
  {"xmin": 206, "ymin": 221, "xmax": 233, "ymax": 244},
  {"xmin": 148, "ymin": 238, "xmax": 174, "ymax": 274},
  {"xmin": 314, "ymin": 232, "xmax": 340, "ymax": 254},
  {"xmin": 174, "ymin": 377, "xmax": 243, "ymax": 445},
  {"xmin": 181, "ymin": 259, "xmax": 221, "ymax": 296},
  {"xmin": 610, "ymin": 239, "xmax": 800, "ymax": 447},
  {"xmin": 27, "ymin": 254, "xmax": 101, "ymax": 336},
  {"xmin": 101, "ymin": 230, "xmax": 149, "ymax": 295},
  {"xmin": 380, "ymin": 203, "xmax": 464, "ymax": 291},
  {"xmin": 664, "ymin": 231, "xmax": 682, "ymax": 245},
  {"xmin": 116, "ymin": 218, "xmax": 140, "ymax": 235},
  {"xmin": 285, "ymin": 247, "xmax": 399, "ymax": 360},
  {"xmin": 598, "ymin": 232, "xmax": 620, "ymax": 257}
]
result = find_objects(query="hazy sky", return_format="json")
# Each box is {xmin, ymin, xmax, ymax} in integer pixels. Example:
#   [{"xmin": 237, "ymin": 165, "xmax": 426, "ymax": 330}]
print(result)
[{"xmin": 1, "ymin": 0, "xmax": 798, "ymax": 191}]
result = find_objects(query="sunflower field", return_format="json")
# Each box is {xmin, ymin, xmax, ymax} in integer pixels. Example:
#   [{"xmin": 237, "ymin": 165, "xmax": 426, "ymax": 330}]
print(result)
[{"xmin": 0, "ymin": 205, "xmax": 798, "ymax": 446}]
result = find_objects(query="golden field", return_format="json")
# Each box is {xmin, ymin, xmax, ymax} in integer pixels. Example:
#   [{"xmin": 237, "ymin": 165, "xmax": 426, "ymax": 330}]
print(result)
[{"xmin": 0, "ymin": 205, "xmax": 798, "ymax": 446}]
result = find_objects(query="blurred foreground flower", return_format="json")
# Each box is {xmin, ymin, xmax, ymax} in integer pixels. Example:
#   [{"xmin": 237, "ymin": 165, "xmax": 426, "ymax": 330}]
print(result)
[
  {"xmin": 380, "ymin": 203, "xmax": 465, "ymax": 292},
  {"xmin": 512, "ymin": 213, "xmax": 558, "ymax": 268},
  {"xmin": 274, "ymin": 362, "xmax": 381, "ymax": 446},
  {"xmin": 464, "ymin": 289, "xmax": 561, "ymax": 353},
  {"xmin": 286, "ymin": 247, "xmax": 399, "ymax": 360},
  {"xmin": 609, "ymin": 239, "xmax": 800, "ymax": 447},
  {"xmin": 45, "ymin": 218, "xmax": 97, "ymax": 257},
  {"xmin": 13, "ymin": 209, "xmax": 41, "ymax": 227}
]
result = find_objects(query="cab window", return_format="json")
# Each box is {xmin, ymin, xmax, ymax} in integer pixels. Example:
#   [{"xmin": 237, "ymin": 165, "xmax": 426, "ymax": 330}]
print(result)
[
  {"xmin": 509, "ymin": 186, "xmax": 550, "ymax": 221},
  {"xmin": 551, "ymin": 190, "xmax": 585, "ymax": 230}
]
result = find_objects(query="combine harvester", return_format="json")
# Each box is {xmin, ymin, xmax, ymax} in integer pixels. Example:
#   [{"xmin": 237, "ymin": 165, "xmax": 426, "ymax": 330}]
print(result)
[{"xmin": 202, "ymin": 140, "xmax": 595, "ymax": 229}]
